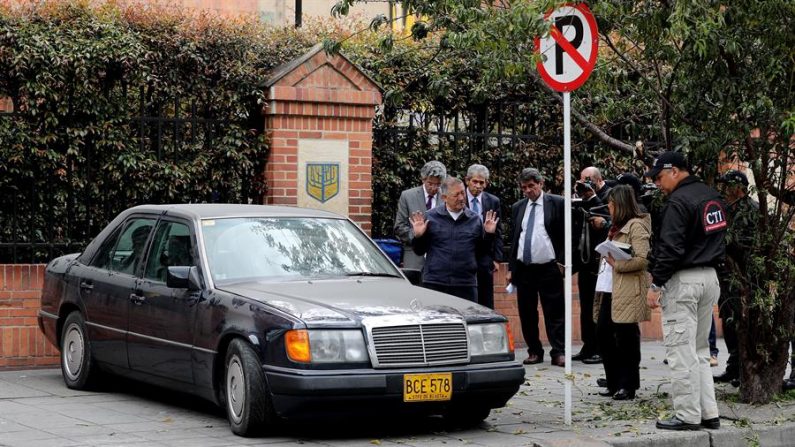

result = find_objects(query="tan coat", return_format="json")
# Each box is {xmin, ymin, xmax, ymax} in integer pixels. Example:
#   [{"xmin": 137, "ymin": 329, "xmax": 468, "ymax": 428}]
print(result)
[{"xmin": 593, "ymin": 214, "xmax": 652, "ymax": 324}]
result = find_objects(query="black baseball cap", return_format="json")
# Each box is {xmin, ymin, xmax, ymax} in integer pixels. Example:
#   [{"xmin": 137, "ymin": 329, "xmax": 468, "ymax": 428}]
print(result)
[
  {"xmin": 644, "ymin": 151, "xmax": 689, "ymax": 178},
  {"xmin": 616, "ymin": 172, "xmax": 642, "ymax": 196},
  {"xmin": 717, "ymin": 169, "xmax": 749, "ymax": 186}
]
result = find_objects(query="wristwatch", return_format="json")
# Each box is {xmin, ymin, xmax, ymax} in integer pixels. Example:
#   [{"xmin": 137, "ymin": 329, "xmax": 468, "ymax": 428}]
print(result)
[{"xmin": 649, "ymin": 283, "xmax": 663, "ymax": 293}]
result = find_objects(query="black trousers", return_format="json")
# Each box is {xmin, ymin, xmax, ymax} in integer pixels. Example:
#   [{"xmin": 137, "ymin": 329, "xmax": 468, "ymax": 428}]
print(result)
[
  {"xmin": 596, "ymin": 293, "xmax": 641, "ymax": 391},
  {"xmin": 423, "ymin": 282, "xmax": 478, "ymax": 302},
  {"xmin": 515, "ymin": 261, "xmax": 565, "ymax": 358},
  {"xmin": 718, "ymin": 286, "xmax": 740, "ymax": 376},
  {"xmin": 577, "ymin": 268, "xmax": 598, "ymax": 355},
  {"xmin": 476, "ymin": 266, "xmax": 495, "ymax": 309}
]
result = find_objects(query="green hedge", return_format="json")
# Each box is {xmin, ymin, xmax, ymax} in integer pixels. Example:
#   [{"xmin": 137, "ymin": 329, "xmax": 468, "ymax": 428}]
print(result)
[{"xmin": 0, "ymin": 1, "xmax": 323, "ymax": 261}]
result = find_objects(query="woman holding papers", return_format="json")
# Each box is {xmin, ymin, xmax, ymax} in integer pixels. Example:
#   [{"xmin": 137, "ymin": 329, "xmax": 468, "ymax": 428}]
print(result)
[{"xmin": 593, "ymin": 185, "xmax": 652, "ymax": 400}]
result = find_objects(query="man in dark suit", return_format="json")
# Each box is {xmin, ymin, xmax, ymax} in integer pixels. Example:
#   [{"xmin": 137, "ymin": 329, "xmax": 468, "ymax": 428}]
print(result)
[
  {"xmin": 572, "ymin": 166, "xmax": 610, "ymax": 364},
  {"xmin": 464, "ymin": 164, "xmax": 503, "ymax": 309},
  {"xmin": 507, "ymin": 168, "xmax": 567, "ymax": 367},
  {"xmin": 394, "ymin": 161, "xmax": 447, "ymax": 271}
]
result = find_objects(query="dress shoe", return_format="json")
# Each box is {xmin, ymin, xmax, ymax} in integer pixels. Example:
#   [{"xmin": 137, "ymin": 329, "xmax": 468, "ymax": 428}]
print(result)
[
  {"xmin": 783, "ymin": 378, "xmax": 795, "ymax": 391},
  {"xmin": 655, "ymin": 417, "xmax": 700, "ymax": 431},
  {"xmin": 582, "ymin": 354, "xmax": 603, "ymax": 364},
  {"xmin": 572, "ymin": 351, "xmax": 588, "ymax": 361},
  {"xmin": 710, "ymin": 355, "xmax": 719, "ymax": 367},
  {"xmin": 713, "ymin": 371, "xmax": 738, "ymax": 383},
  {"xmin": 598, "ymin": 389, "xmax": 617, "ymax": 397},
  {"xmin": 551, "ymin": 356, "xmax": 565, "ymax": 367},
  {"xmin": 596, "ymin": 378, "xmax": 608, "ymax": 387},
  {"xmin": 523, "ymin": 354, "xmax": 543, "ymax": 365},
  {"xmin": 612, "ymin": 389, "xmax": 635, "ymax": 400},
  {"xmin": 730, "ymin": 379, "xmax": 740, "ymax": 388},
  {"xmin": 701, "ymin": 417, "xmax": 720, "ymax": 429}
]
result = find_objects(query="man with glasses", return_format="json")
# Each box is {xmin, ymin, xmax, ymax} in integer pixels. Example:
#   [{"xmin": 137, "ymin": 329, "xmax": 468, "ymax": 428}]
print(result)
[
  {"xmin": 394, "ymin": 161, "xmax": 447, "ymax": 271},
  {"xmin": 644, "ymin": 151, "xmax": 728, "ymax": 431}
]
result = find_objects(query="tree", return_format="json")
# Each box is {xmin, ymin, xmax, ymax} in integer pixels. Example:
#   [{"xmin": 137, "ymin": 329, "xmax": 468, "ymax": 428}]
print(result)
[{"xmin": 331, "ymin": 0, "xmax": 795, "ymax": 403}]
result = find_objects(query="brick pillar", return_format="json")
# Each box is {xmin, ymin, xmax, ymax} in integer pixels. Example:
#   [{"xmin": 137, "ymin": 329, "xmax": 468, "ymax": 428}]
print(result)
[
  {"xmin": 0, "ymin": 265, "xmax": 59, "ymax": 369},
  {"xmin": 263, "ymin": 44, "xmax": 382, "ymax": 233}
]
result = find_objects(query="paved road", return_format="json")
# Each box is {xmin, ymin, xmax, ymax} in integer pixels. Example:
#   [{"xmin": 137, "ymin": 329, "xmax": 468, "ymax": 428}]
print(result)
[{"xmin": 1, "ymin": 340, "xmax": 793, "ymax": 447}]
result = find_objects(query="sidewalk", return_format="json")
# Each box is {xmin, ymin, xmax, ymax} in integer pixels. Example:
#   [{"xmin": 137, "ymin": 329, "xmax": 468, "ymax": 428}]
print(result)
[{"xmin": 1, "ymin": 340, "xmax": 793, "ymax": 447}]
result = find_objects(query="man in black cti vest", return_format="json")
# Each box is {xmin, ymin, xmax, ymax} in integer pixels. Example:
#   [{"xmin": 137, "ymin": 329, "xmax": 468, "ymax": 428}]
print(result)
[{"xmin": 644, "ymin": 151, "xmax": 728, "ymax": 431}]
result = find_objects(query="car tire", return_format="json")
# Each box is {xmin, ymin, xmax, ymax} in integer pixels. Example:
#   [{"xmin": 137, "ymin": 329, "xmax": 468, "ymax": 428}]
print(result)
[
  {"xmin": 444, "ymin": 405, "xmax": 491, "ymax": 428},
  {"xmin": 60, "ymin": 311, "xmax": 101, "ymax": 390},
  {"xmin": 224, "ymin": 338, "xmax": 275, "ymax": 437}
]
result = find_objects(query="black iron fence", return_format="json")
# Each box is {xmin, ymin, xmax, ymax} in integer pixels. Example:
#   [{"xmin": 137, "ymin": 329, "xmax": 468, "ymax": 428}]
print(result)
[{"xmin": 0, "ymin": 88, "xmax": 263, "ymax": 264}]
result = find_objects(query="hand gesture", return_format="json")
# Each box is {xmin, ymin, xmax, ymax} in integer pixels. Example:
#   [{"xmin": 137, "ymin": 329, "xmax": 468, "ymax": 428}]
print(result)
[
  {"xmin": 483, "ymin": 210, "xmax": 499, "ymax": 233},
  {"xmin": 409, "ymin": 211, "xmax": 428, "ymax": 237}
]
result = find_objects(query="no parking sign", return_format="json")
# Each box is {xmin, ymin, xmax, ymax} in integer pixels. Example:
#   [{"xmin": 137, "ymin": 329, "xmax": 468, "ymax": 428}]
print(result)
[
  {"xmin": 535, "ymin": 3, "xmax": 598, "ymax": 92},
  {"xmin": 533, "ymin": 2, "xmax": 599, "ymax": 426}
]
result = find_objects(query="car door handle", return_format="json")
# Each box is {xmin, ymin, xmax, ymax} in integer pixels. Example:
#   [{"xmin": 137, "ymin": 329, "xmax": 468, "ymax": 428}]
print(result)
[
  {"xmin": 79, "ymin": 281, "xmax": 94, "ymax": 291},
  {"xmin": 129, "ymin": 293, "xmax": 146, "ymax": 305}
]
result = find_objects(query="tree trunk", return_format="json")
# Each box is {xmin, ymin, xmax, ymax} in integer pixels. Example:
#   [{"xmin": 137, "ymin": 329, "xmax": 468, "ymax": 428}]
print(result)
[{"xmin": 737, "ymin": 286, "xmax": 795, "ymax": 403}]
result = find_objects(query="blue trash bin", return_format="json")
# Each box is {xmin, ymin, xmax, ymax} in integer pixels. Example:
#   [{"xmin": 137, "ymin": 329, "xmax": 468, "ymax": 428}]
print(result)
[{"xmin": 373, "ymin": 238, "xmax": 403, "ymax": 266}]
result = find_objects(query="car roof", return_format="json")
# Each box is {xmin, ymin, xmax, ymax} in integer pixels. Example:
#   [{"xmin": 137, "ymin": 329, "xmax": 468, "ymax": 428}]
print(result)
[{"xmin": 126, "ymin": 204, "xmax": 345, "ymax": 220}]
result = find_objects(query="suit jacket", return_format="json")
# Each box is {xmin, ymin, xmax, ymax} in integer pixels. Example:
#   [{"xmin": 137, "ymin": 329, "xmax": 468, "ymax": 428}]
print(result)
[
  {"xmin": 394, "ymin": 185, "xmax": 442, "ymax": 269},
  {"xmin": 465, "ymin": 191, "xmax": 504, "ymax": 271},
  {"xmin": 508, "ymin": 192, "xmax": 566, "ymax": 275}
]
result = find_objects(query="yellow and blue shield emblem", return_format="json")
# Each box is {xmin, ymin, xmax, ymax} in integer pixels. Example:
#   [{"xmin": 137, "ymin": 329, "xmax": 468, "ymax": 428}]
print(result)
[{"xmin": 306, "ymin": 162, "xmax": 340, "ymax": 203}]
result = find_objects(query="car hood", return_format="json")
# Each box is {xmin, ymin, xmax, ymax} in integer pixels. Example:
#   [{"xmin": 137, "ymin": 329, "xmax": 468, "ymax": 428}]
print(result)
[{"xmin": 218, "ymin": 277, "xmax": 501, "ymax": 326}]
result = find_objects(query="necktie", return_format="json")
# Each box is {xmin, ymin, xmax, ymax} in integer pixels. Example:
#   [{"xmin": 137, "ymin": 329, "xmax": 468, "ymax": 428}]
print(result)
[
  {"xmin": 426, "ymin": 194, "xmax": 433, "ymax": 210},
  {"xmin": 471, "ymin": 197, "xmax": 480, "ymax": 219},
  {"xmin": 522, "ymin": 202, "xmax": 537, "ymax": 265}
]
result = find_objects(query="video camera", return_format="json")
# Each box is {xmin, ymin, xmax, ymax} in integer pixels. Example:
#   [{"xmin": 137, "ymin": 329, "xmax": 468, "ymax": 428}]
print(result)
[{"xmin": 574, "ymin": 177, "xmax": 594, "ymax": 196}]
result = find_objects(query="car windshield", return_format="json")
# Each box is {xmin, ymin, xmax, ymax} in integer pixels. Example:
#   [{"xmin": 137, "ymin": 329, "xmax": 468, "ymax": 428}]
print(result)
[{"xmin": 201, "ymin": 217, "xmax": 401, "ymax": 284}]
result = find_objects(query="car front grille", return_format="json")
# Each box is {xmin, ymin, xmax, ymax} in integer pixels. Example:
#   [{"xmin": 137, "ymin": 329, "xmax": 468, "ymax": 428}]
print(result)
[{"xmin": 370, "ymin": 323, "xmax": 469, "ymax": 367}]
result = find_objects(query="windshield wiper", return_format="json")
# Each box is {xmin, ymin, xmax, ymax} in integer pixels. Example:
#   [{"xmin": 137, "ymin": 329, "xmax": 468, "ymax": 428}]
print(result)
[{"xmin": 345, "ymin": 271, "xmax": 401, "ymax": 278}]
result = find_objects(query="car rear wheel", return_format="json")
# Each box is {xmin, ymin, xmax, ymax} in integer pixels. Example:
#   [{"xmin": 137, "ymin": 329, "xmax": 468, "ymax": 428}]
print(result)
[
  {"xmin": 60, "ymin": 312, "xmax": 100, "ymax": 390},
  {"xmin": 224, "ymin": 338, "xmax": 275, "ymax": 436}
]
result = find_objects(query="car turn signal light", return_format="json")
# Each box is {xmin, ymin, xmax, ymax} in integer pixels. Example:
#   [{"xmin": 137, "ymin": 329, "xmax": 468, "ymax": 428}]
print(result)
[
  {"xmin": 285, "ymin": 329, "xmax": 311, "ymax": 363},
  {"xmin": 506, "ymin": 322, "xmax": 515, "ymax": 353}
]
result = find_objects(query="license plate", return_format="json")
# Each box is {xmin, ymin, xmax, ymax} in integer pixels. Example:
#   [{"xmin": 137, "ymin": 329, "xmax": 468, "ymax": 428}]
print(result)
[{"xmin": 403, "ymin": 373, "xmax": 452, "ymax": 402}]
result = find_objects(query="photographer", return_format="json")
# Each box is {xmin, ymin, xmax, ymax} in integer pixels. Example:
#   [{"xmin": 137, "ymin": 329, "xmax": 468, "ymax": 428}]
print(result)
[{"xmin": 572, "ymin": 167, "xmax": 611, "ymax": 364}]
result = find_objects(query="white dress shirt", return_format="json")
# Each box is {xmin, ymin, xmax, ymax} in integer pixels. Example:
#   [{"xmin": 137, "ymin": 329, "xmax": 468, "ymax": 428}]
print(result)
[{"xmin": 517, "ymin": 192, "xmax": 556, "ymax": 264}]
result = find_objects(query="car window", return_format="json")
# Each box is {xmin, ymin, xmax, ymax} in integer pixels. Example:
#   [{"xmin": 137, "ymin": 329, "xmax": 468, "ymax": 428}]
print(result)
[
  {"xmin": 110, "ymin": 218, "xmax": 155, "ymax": 275},
  {"xmin": 144, "ymin": 221, "xmax": 194, "ymax": 282},
  {"xmin": 202, "ymin": 217, "xmax": 399, "ymax": 284},
  {"xmin": 89, "ymin": 226, "xmax": 122, "ymax": 269}
]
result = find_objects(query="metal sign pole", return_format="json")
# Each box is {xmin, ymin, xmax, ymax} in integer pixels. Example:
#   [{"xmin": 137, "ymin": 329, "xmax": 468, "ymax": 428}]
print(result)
[{"xmin": 563, "ymin": 91, "xmax": 572, "ymax": 425}]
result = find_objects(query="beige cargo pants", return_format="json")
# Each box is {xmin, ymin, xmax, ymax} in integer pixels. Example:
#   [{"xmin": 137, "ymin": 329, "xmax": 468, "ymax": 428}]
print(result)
[{"xmin": 661, "ymin": 266, "xmax": 720, "ymax": 424}]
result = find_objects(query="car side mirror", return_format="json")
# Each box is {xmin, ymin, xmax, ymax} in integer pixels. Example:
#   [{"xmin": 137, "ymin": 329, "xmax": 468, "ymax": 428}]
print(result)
[
  {"xmin": 401, "ymin": 268, "xmax": 422, "ymax": 286},
  {"xmin": 167, "ymin": 266, "xmax": 201, "ymax": 291}
]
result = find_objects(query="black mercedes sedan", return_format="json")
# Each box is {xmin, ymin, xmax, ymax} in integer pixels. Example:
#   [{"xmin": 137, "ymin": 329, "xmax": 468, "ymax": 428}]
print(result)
[{"xmin": 38, "ymin": 204, "xmax": 525, "ymax": 436}]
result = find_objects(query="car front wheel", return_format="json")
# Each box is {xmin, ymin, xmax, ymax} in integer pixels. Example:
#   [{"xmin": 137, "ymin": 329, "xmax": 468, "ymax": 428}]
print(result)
[
  {"xmin": 60, "ymin": 311, "xmax": 100, "ymax": 390},
  {"xmin": 224, "ymin": 338, "xmax": 275, "ymax": 436}
]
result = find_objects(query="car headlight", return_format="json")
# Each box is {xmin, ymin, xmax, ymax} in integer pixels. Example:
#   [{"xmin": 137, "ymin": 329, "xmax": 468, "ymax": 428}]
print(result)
[
  {"xmin": 468, "ymin": 323, "xmax": 512, "ymax": 356},
  {"xmin": 285, "ymin": 329, "xmax": 369, "ymax": 363}
]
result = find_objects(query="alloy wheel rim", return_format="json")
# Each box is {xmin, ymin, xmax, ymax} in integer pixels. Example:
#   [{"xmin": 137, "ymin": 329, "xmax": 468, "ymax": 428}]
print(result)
[
  {"xmin": 226, "ymin": 355, "xmax": 245, "ymax": 423},
  {"xmin": 62, "ymin": 324, "xmax": 84, "ymax": 380}
]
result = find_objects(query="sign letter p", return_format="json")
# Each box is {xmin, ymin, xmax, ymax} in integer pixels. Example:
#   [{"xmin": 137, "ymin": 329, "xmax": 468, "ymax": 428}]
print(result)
[{"xmin": 554, "ymin": 16, "xmax": 583, "ymax": 75}]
